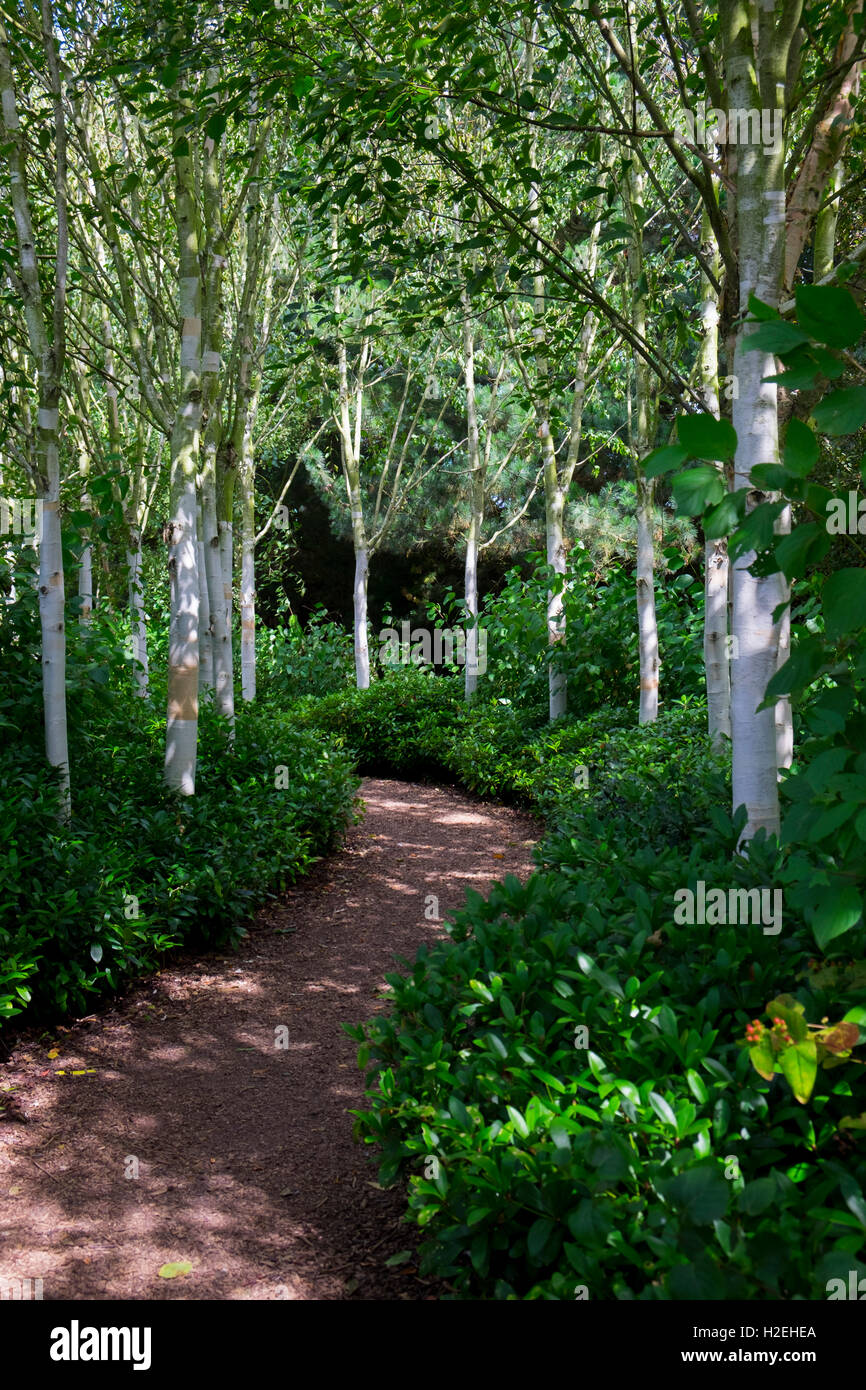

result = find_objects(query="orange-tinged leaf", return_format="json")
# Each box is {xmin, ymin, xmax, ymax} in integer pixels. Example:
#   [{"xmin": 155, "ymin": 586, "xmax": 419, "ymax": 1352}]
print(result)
[{"xmin": 818, "ymin": 1022, "xmax": 860, "ymax": 1054}]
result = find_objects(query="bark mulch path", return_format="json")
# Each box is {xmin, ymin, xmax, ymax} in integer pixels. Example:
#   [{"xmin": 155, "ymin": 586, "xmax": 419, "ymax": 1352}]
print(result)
[{"xmin": 0, "ymin": 778, "xmax": 539, "ymax": 1301}]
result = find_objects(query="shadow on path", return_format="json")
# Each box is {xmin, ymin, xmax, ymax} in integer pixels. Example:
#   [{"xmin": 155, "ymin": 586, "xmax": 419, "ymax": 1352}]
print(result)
[{"xmin": 0, "ymin": 778, "xmax": 539, "ymax": 1301}]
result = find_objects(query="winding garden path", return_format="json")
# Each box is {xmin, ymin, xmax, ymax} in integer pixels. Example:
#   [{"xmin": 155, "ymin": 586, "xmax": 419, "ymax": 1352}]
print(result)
[{"xmin": 0, "ymin": 779, "xmax": 538, "ymax": 1300}]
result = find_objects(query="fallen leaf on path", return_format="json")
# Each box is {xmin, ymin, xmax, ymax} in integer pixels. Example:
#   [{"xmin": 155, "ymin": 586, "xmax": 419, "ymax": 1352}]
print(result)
[
  {"xmin": 385, "ymin": 1250, "xmax": 413, "ymax": 1268},
  {"xmin": 158, "ymin": 1262, "xmax": 192, "ymax": 1279}
]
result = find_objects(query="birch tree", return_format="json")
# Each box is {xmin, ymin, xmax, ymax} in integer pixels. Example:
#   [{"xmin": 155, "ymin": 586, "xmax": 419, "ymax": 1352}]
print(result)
[
  {"xmin": 164, "ymin": 98, "xmax": 203, "ymax": 795},
  {"xmin": 623, "ymin": 122, "xmax": 661, "ymax": 724},
  {"xmin": 697, "ymin": 203, "xmax": 732, "ymax": 749},
  {"xmin": 0, "ymin": 0, "xmax": 71, "ymax": 815}
]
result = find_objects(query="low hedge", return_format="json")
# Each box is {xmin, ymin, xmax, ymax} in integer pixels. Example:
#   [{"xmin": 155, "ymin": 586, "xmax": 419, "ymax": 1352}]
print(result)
[
  {"xmin": 0, "ymin": 701, "xmax": 359, "ymax": 1026},
  {"xmin": 296, "ymin": 667, "xmax": 866, "ymax": 1299}
]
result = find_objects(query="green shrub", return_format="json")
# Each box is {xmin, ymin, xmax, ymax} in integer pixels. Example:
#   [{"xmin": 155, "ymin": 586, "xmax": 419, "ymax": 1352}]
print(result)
[
  {"xmin": 310, "ymin": 668, "xmax": 865, "ymax": 1299},
  {"xmin": 458, "ymin": 548, "xmax": 704, "ymax": 716},
  {"xmin": 257, "ymin": 607, "xmax": 355, "ymax": 704},
  {"xmin": 293, "ymin": 669, "xmax": 727, "ymax": 859},
  {"xmin": 347, "ymin": 832, "xmax": 866, "ymax": 1300},
  {"xmin": 0, "ymin": 694, "xmax": 359, "ymax": 1026}
]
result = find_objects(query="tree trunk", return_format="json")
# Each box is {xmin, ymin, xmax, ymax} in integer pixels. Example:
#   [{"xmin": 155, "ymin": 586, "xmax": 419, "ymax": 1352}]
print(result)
[
  {"xmin": 624, "ymin": 121, "xmax": 659, "ymax": 724},
  {"xmin": 76, "ymin": 354, "xmax": 92, "ymax": 625},
  {"xmin": 126, "ymin": 525, "xmax": 149, "ymax": 696},
  {"xmin": 332, "ymin": 211, "xmax": 371, "ymax": 690},
  {"xmin": 200, "ymin": 123, "xmax": 234, "ymax": 729},
  {"xmin": 39, "ymin": 407, "xmax": 69, "ymax": 809},
  {"xmin": 462, "ymin": 288, "xmax": 484, "ymax": 702},
  {"xmin": 0, "ymin": 0, "xmax": 70, "ymax": 815},
  {"xmin": 164, "ymin": 135, "xmax": 201, "ymax": 796},
  {"xmin": 699, "ymin": 204, "xmax": 731, "ymax": 748},
  {"xmin": 240, "ymin": 441, "xmax": 256, "ymax": 702},
  {"xmin": 723, "ymin": 0, "xmax": 798, "ymax": 839},
  {"xmin": 813, "ymin": 161, "xmax": 843, "ymax": 283},
  {"xmin": 218, "ymin": 451, "xmax": 235, "ymax": 710},
  {"xmin": 197, "ymin": 494, "xmax": 213, "ymax": 698},
  {"xmin": 352, "ymin": 544, "xmax": 370, "ymax": 689}
]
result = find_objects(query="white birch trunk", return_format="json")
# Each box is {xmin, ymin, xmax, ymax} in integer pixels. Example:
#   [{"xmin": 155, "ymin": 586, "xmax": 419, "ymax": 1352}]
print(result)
[
  {"xmin": 126, "ymin": 526, "xmax": 149, "ymax": 695},
  {"xmin": 0, "ymin": 2, "xmax": 70, "ymax": 815},
  {"xmin": 197, "ymin": 496, "xmax": 213, "ymax": 697},
  {"xmin": 353, "ymin": 544, "xmax": 370, "ymax": 689},
  {"xmin": 332, "ymin": 212, "xmax": 371, "ymax": 690},
  {"xmin": 462, "ymin": 289, "xmax": 484, "ymax": 702},
  {"xmin": 526, "ymin": 79, "xmax": 568, "ymax": 723},
  {"xmin": 624, "ymin": 128, "xmax": 659, "ymax": 723},
  {"xmin": 76, "ymin": 360, "xmax": 92, "ymax": 625},
  {"xmin": 724, "ymin": 4, "xmax": 795, "ymax": 839},
  {"xmin": 218, "ymin": 492, "xmax": 234, "ymax": 705},
  {"xmin": 699, "ymin": 204, "xmax": 732, "ymax": 748},
  {"xmin": 240, "ymin": 447, "xmax": 256, "ymax": 701},
  {"xmin": 200, "ymin": 124, "xmax": 234, "ymax": 730},
  {"xmin": 39, "ymin": 426, "xmax": 69, "ymax": 805},
  {"xmin": 164, "ymin": 138, "xmax": 201, "ymax": 795}
]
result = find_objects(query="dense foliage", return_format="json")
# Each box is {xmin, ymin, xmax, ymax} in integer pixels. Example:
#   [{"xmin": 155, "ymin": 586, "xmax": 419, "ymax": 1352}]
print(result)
[
  {"xmin": 1, "ymin": 0, "xmax": 865, "ymax": 1308},
  {"xmin": 0, "ymin": 598, "xmax": 358, "ymax": 1024},
  {"xmin": 302, "ymin": 672, "xmax": 866, "ymax": 1299}
]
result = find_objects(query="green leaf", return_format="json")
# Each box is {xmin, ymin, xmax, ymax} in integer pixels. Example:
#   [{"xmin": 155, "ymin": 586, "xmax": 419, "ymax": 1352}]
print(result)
[
  {"xmin": 823, "ymin": 568, "xmax": 866, "ymax": 639},
  {"xmin": 779, "ymin": 1038, "xmax": 818, "ymax": 1104},
  {"xmin": 204, "ymin": 111, "xmax": 228, "ymax": 142},
  {"xmin": 506, "ymin": 1104, "xmax": 530, "ymax": 1139},
  {"xmin": 89, "ymin": 943, "xmax": 103, "ymax": 964},
  {"xmin": 662, "ymin": 1164, "xmax": 729, "ymax": 1225},
  {"xmin": 668, "ymin": 1258, "xmax": 726, "ymax": 1300},
  {"xmin": 765, "ymin": 994, "xmax": 808, "ymax": 1042},
  {"xmin": 739, "ymin": 1177, "xmax": 777, "ymax": 1214},
  {"xmin": 767, "ymin": 346, "xmax": 842, "ymax": 389},
  {"xmin": 673, "ymin": 465, "xmax": 725, "ymax": 515},
  {"xmin": 748, "ymin": 293, "xmax": 780, "ymax": 322},
  {"xmin": 765, "ymin": 637, "xmax": 825, "ymax": 702},
  {"xmin": 773, "ymin": 524, "xmax": 830, "ymax": 583},
  {"xmin": 743, "ymin": 321, "xmax": 810, "ymax": 355},
  {"xmin": 676, "ymin": 413, "xmax": 737, "ymax": 461},
  {"xmin": 729, "ymin": 501, "xmax": 785, "ymax": 560},
  {"xmin": 686, "ymin": 1069, "xmax": 708, "ymax": 1103},
  {"xmin": 748, "ymin": 1037, "xmax": 776, "ymax": 1081},
  {"xmin": 448, "ymin": 1095, "xmax": 471, "ymax": 1127},
  {"xmin": 642, "ymin": 444, "xmax": 688, "ymax": 479},
  {"xmin": 783, "ymin": 419, "xmax": 819, "ymax": 476},
  {"xmin": 549, "ymin": 1121, "xmax": 572, "ymax": 1152},
  {"xmin": 703, "ymin": 490, "xmax": 746, "ymax": 538},
  {"xmin": 795, "ymin": 285, "xmax": 866, "ymax": 349},
  {"xmin": 750, "ymin": 463, "xmax": 788, "ymax": 490},
  {"xmin": 840, "ymin": 1176, "xmax": 866, "ymax": 1230},
  {"xmin": 158, "ymin": 1261, "xmax": 192, "ymax": 1279},
  {"xmin": 813, "ymin": 885, "xmax": 863, "ymax": 950},
  {"xmin": 813, "ymin": 388, "xmax": 866, "ymax": 437},
  {"xmin": 649, "ymin": 1091, "xmax": 677, "ymax": 1127},
  {"xmin": 527, "ymin": 1217, "xmax": 555, "ymax": 1259}
]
